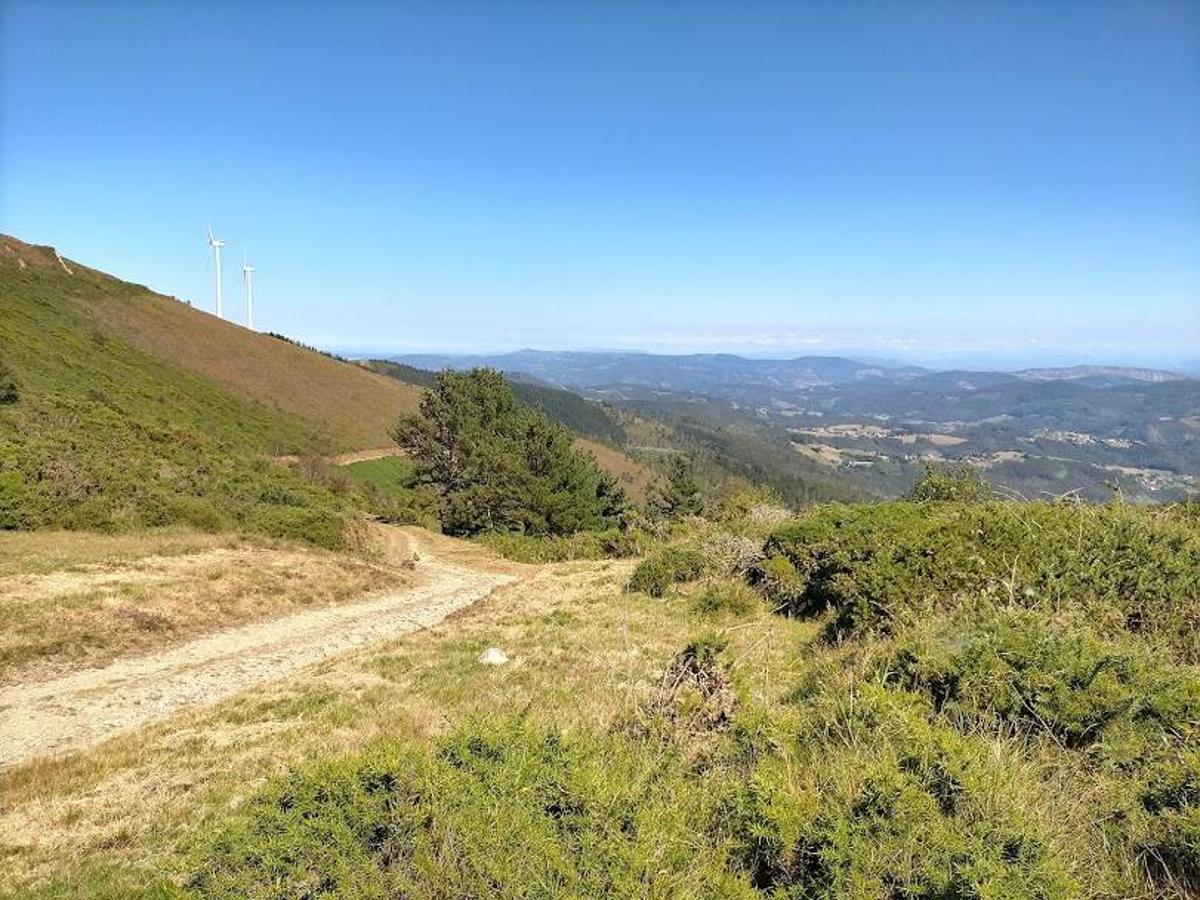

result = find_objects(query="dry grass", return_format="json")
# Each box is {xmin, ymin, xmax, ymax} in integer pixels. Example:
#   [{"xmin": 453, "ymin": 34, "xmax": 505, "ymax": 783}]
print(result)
[
  {"xmin": 0, "ymin": 530, "xmax": 408, "ymax": 684},
  {"xmin": 0, "ymin": 551, "xmax": 811, "ymax": 891},
  {"xmin": 0, "ymin": 529, "xmax": 235, "ymax": 578},
  {"xmin": 8, "ymin": 230, "xmax": 424, "ymax": 454},
  {"xmin": 575, "ymin": 436, "xmax": 656, "ymax": 502}
]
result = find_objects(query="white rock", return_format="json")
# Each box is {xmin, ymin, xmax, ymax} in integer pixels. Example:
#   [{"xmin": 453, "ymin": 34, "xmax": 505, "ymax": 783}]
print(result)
[{"xmin": 479, "ymin": 647, "xmax": 509, "ymax": 666}]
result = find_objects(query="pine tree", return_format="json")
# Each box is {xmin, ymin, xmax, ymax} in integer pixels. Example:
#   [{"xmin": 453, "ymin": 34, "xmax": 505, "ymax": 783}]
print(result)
[{"xmin": 393, "ymin": 368, "xmax": 626, "ymax": 536}]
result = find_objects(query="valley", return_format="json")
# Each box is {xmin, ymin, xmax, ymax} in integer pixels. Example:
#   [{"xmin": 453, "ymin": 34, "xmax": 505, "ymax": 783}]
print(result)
[{"xmin": 396, "ymin": 349, "xmax": 1200, "ymax": 502}]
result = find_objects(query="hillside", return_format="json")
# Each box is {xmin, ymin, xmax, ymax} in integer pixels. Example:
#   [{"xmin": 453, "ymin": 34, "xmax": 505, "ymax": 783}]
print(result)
[
  {"xmin": 6, "ymin": 496, "xmax": 1197, "ymax": 898},
  {"xmin": 0, "ymin": 236, "xmax": 656, "ymax": 536},
  {"xmin": 1, "ymin": 237, "xmax": 422, "ymax": 453}
]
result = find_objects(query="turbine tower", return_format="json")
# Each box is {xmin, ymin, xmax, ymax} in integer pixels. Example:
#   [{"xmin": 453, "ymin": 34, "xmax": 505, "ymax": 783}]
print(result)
[
  {"xmin": 206, "ymin": 225, "xmax": 226, "ymax": 318},
  {"xmin": 242, "ymin": 253, "xmax": 255, "ymax": 330}
]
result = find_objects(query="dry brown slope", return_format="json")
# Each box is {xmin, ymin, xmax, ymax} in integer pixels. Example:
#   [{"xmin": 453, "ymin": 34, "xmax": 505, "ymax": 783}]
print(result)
[{"xmin": 2, "ymin": 235, "xmax": 421, "ymax": 454}]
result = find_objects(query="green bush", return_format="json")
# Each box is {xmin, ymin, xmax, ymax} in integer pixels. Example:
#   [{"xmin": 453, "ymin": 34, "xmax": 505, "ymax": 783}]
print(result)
[
  {"xmin": 693, "ymin": 579, "xmax": 762, "ymax": 618},
  {"xmin": 185, "ymin": 721, "xmax": 755, "ymax": 899},
  {"xmin": 1133, "ymin": 751, "xmax": 1200, "ymax": 889},
  {"xmin": 906, "ymin": 461, "xmax": 994, "ymax": 502},
  {"xmin": 478, "ymin": 527, "xmax": 653, "ymax": 563},
  {"xmin": 880, "ymin": 612, "xmax": 1199, "ymax": 759},
  {"xmin": 739, "ymin": 684, "xmax": 1074, "ymax": 898},
  {"xmin": 0, "ymin": 358, "xmax": 18, "ymax": 404},
  {"xmin": 761, "ymin": 502, "xmax": 1200, "ymax": 657},
  {"xmin": 626, "ymin": 545, "xmax": 707, "ymax": 597}
]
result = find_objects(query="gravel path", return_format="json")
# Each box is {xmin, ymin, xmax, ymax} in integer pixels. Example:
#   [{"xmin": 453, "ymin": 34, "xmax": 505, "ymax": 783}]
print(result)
[{"xmin": 0, "ymin": 532, "xmax": 516, "ymax": 769}]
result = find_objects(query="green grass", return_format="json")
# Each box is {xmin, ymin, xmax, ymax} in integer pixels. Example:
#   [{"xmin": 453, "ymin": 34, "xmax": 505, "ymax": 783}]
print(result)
[
  {"xmin": 0, "ymin": 261, "xmax": 354, "ymax": 546},
  {"xmin": 340, "ymin": 456, "xmax": 415, "ymax": 492},
  {"xmin": 476, "ymin": 527, "xmax": 653, "ymax": 563},
  {"xmin": 339, "ymin": 456, "xmax": 438, "ymax": 528}
]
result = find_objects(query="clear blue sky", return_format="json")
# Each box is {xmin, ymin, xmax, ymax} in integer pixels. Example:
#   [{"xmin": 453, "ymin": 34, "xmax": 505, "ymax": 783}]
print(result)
[{"xmin": 3, "ymin": 1, "xmax": 1197, "ymax": 364}]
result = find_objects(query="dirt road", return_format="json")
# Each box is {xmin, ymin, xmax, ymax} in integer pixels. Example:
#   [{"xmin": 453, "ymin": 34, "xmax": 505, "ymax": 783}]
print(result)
[{"xmin": 0, "ymin": 530, "xmax": 517, "ymax": 770}]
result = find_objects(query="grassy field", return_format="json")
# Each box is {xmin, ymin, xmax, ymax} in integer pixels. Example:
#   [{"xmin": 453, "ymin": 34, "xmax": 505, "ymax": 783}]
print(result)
[{"xmin": 3, "ymin": 500, "xmax": 1195, "ymax": 898}]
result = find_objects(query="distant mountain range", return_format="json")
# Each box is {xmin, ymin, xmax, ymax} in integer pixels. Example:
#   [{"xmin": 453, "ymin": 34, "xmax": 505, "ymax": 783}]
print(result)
[
  {"xmin": 394, "ymin": 349, "xmax": 1187, "ymax": 393},
  {"xmin": 392, "ymin": 350, "xmax": 1199, "ymax": 502}
]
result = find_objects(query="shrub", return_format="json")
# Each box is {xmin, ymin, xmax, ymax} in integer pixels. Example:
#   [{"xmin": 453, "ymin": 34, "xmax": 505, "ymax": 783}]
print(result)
[
  {"xmin": 246, "ymin": 506, "xmax": 347, "ymax": 550},
  {"xmin": 880, "ymin": 611, "xmax": 1199, "ymax": 759},
  {"xmin": 0, "ymin": 358, "xmax": 18, "ymax": 404},
  {"xmin": 738, "ymin": 684, "xmax": 1074, "ymax": 898},
  {"xmin": 477, "ymin": 527, "xmax": 653, "ymax": 563},
  {"xmin": 761, "ymin": 502, "xmax": 1200, "ymax": 657},
  {"xmin": 879, "ymin": 613, "xmax": 1200, "ymax": 893},
  {"xmin": 626, "ymin": 545, "xmax": 706, "ymax": 597},
  {"xmin": 1132, "ymin": 751, "xmax": 1200, "ymax": 889},
  {"xmin": 693, "ymin": 579, "xmax": 762, "ymax": 618},
  {"xmin": 700, "ymin": 530, "xmax": 764, "ymax": 578},
  {"xmin": 907, "ymin": 461, "xmax": 994, "ymax": 502},
  {"xmin": 186, "ymin": 721, "xmax": 756, "ymax": 899}
]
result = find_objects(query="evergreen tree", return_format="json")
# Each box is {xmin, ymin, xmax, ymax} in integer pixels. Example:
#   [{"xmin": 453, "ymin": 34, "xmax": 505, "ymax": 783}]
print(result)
[
  {"xmin": 393, "ymin": 368, "xmax": 625, "ymax": 536},
  {"xmin": 650, "ymin": 454, "xmax": 703, "ymax": 519}
]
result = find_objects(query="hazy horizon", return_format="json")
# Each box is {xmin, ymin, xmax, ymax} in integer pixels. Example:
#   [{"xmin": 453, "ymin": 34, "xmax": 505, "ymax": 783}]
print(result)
[{"xmin": 330, "ymin": 342, "xmax": 1200, "ymax": 375}]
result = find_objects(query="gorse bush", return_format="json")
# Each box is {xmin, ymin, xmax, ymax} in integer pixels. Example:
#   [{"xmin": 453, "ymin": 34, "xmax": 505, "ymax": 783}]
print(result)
[
  {"xmin": 394, "ymin": 369, "xmax": 627, "ymax": 536},
  {"xmin": 878, "ymin": 611, "xmax": 1200, "ymax": 890},
  {"xmin": 1133, "ymin": 751, "xmax": 1200, "ymax": 888},
  {"xmin": 740, "ymin": 684, "xmax": 1074, "ymax": 899},
  {"xmin": 0, "ymin": 358, "xmax": 18, "ymax": 404},
  {"xmin": 187, "ymin": 720, "xmax": 755, "ymax": 899},
  {"xmin": 906, "ymin": 461, "xmax": 994, "ymax": 502},
  {"xmin": 759, "ymin": 501, "xmax": 1200, "ymax": 658},
  {"xmin": 693, "ymin": 579, "xmax": 762, "ymax": 618},
  {"xmin": 626, "ymin": 545, "xmax": 707, "ymax": 597},
  {"xmin": 880, "ymin": 611, "xmax": 1199, "ymax": 758}
]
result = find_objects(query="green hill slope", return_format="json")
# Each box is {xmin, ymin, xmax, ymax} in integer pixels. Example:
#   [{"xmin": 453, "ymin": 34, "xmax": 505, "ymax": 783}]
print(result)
[{"xmin": 0, "ymin": 236, "xmax": 419, "ymax": 544}]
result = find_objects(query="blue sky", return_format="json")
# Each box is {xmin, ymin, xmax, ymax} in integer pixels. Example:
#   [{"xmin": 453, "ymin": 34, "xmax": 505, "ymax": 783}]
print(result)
[{"xmin": 2, "ymin": 1, "xmax": 1197, "ymax": 364}]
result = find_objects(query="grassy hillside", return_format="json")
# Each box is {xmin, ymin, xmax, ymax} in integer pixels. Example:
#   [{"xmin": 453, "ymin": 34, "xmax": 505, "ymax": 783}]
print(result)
[
  {"xmin": 23, "ymin": 253, "xmax": 420, "ymax": 453},
  {"xmin": 13, "ymin": 498, "xmax": 1197, "ymax": 898},
  {"xmin": 0, "ymin": 236, "xmax": 417, "ymax": 544}
]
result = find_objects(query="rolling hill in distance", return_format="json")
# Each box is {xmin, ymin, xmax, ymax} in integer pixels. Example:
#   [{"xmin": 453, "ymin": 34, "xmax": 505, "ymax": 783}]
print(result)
[{"xmin": 392, "ymin": 349, "xmax": 1200, "ymax": 502}]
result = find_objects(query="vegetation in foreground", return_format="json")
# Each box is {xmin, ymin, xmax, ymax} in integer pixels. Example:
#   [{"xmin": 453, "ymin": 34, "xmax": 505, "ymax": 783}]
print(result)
[{"xmin": 14, "ymin": 484, "xmax": 1196, "ymax": 899}]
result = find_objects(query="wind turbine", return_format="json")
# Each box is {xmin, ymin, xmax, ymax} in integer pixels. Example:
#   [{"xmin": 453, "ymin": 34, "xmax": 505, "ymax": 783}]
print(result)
[
  {"xmin": 206, "ymin": 224, "xmax": 226, "ymax": 318},
  {"xmin": 242, "ymin": 252, "xmax": 255, "ymax": 330}
]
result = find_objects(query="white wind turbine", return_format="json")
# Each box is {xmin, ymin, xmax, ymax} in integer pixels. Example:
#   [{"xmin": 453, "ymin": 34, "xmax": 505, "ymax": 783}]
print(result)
[
  {"xmin": 242, "ymin": 252, "xmax": 255, "ymax": 330},
  {"xmin": 206, "ymin": 224, "xmax": 226, "ymax": 318}
]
